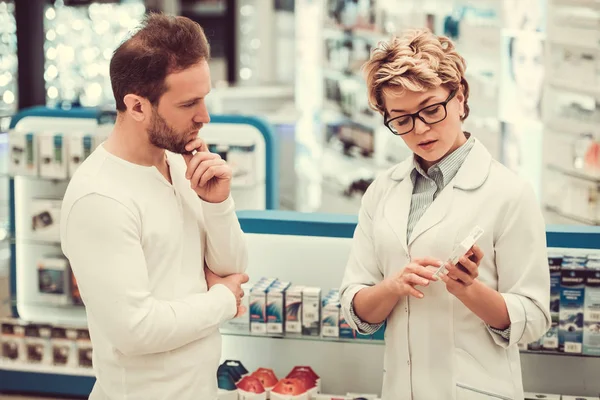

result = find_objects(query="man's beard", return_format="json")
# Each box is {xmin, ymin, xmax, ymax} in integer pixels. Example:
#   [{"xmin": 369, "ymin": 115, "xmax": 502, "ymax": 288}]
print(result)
[{"xmin": 148, "ymin": 110, "xmax": 201, "ymax": 154}]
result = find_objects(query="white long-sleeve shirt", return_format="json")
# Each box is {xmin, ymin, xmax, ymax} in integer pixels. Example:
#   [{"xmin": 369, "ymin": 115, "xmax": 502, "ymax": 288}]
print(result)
[{"xmin": 60, "ymin": 144, "xmax": 248, "ymax": 400}]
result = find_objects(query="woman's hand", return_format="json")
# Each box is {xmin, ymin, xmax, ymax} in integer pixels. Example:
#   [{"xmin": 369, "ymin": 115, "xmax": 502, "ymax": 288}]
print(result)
[
  {"xmin": 440, "ymin": 244, "xmax": 484, "ymax": 298},
  {"xmin": 383, "ymin": 257, "xmax": 441, "ymax": 299}
]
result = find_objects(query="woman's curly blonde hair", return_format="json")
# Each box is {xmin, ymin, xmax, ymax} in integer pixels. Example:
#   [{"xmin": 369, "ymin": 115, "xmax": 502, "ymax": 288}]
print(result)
[{"xmin": 363, "ymin": 28, "xmax": 470, "ymax": 121}]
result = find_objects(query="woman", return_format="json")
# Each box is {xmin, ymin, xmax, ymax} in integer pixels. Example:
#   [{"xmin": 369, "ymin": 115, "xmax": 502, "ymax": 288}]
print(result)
[{"xmin": 339, "ymin": 29, "xmax": 550, "ymax": 400}]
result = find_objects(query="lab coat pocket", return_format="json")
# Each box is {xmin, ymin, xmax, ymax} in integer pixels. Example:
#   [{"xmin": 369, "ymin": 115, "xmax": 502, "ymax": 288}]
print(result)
[{"xmin": 456, "ymin": 383, "xmax": 512, "ymax": 400}]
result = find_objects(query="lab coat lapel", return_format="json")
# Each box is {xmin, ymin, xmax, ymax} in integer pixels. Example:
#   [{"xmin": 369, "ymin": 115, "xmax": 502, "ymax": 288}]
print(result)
[
  {"xmin": 384, "ymin": 163, "xmax": 414, "ymax": 254},
  {"xmin": 408, "ymin": 183, "xmax": 454, "ymax": 247}
]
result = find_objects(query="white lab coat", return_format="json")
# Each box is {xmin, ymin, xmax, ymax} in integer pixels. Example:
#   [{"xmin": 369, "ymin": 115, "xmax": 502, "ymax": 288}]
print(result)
[{"xmin": 340, "ymin": 139, "xmax": 551, "ymax": 400}]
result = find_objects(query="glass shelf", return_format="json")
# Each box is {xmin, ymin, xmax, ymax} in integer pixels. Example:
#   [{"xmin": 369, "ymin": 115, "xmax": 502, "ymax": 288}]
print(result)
[
  {"xmin": 545, "ymin": 205, "xmax": 599, "ymax": 226},
  {"xmin": 10, "ymin": 236, "xmax": 61, "ymax": 246},
  {"xmin": 547, "ymin": 164, "xmax": 600, "ymax": 183},
  {"xmin": 2, "ymin": 173, "xmax": 69, "ymax": 183},
  {"xmin": 520, "ymin": 349, "xmax": 600, "ymax": 359},
  {"xmin": 0, "ymin": 359, "xmax": 95, "ymax": 377},
  {"xmin": 220, "ymin": 329, "xmax": 384, "ymax": 346}
]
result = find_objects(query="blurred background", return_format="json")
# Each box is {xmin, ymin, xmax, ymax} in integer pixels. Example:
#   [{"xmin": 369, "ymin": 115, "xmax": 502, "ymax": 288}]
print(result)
[{"xmin": 0, "ymin": 0, "xmax": 599, "ymax": 398}]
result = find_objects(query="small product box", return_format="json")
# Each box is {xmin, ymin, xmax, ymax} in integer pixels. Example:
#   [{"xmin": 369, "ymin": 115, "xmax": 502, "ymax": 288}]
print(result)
[
  {"xmin": 1, "ymin": 318, "xmax": 25, "ymax": 363},
  {"xmin": 302, "ymin": 287, "xmax": 321, "ymax": 336},
  {"xmin": 339, "ymin": 309, "xmax": 354, "ymax": 339},
  {"xmin": 9, "ymin": 131, "xmax": 38, "ymax": 176},
  {"xmin": 542, "ymin": 322, "xmax": 559, "ymax": 351},
  {"xmin": 24, "ymin": 324, "xmax": 51, "ymax": 365},
  {"xmin": 372, "ymin": 323, "xmax": 386, "ymax": 341},
  {"xmin": 37, "ymin": 256, "xmax": 71, "ymax": 305},
  {"xmin": 39, "ymin": 132, "xmax": 68, "ymax": 179},
  {"xmin": 267, "ymin": 281, "xmax": 291, "ymax": 334},
  {"xmin": 68, "ymin": 132, "xmax": 96, "ymax": 177},
  {"xmin": 548, "ymin": 253, "xmax": 563, "ymax": 323},
  {"xmin": 559, "ymin": 256, "xmax": 587, "ymax": 353},
  {"xmin": 583, "ymin": 255, "xmax": 600, "ymax": 356},
  {"xmin": 250, "ymin": 279, "xmax": 276, "ymax": 334},
  {"xmin": 321, "ymin": 290, "xmax": 340, "ymax": 338},
  {"xmin": 30, "ymin": 198, "xmax": 62, "ymax": 242},
  {"xmin": 524, "ymin": 394, "xmax": 561, "ymax": 400},
  {"xmin": 77, "ymin": 329, "xmax": 93, "ymax": 368},
  {"xmin": 222, "ymin": 282, "xmax": 252, "ymax": 332},
  {"xmin": 285, "ymin": 285, "xmax": 304, "ymax": 334},
  {"xmin": 51, "ymin": 326, "xmax": 78, "ymax": 367}
]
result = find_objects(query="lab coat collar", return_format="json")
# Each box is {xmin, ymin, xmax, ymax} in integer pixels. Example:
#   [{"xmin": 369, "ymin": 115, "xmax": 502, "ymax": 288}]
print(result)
[{"xmin": 389, "ymin": 137, "xmax": 491, "ymax": 191}]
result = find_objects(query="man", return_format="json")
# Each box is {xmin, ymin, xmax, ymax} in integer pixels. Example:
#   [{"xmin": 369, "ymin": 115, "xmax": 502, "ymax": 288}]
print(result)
[{"xmin": 60, "ymin": 13, "xmax": 249, "ymax": 400}]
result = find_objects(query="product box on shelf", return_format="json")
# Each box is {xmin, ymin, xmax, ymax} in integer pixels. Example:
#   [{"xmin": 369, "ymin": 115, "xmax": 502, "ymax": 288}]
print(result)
[
  {"xmin": 250, "ymin": 278, "xmax": 277, "ymax": 334},
  {"xmin": 583, "ymin": 256, "xmax": 600, "ymax": 356},
  {"xmin": 37, "ymin": 256, "xmax": 71, "ymax": 305},
  {"xmin": 267, "ymin": 281, "xmax": 291, "ymax": 334},
  {"xmin": 287, "ymin": 365, "xmax": 321, "ymax": 394},
  {"xmin": 548, "ymin": 253, "xmax": 563, "ymax": 323},
  {"xmin": 302, "ymin": 287, "xmax": 321, "ymax": 336},
  {"xmin": 524, "ymin": 393, "xmax": 561, "ymax": 400},
  {"xmin": 68, "ymin": 132, "xmax": 96, "ymax": 177},
  {"xmin": 9, "ymin": 131, "xmax": 38, "ymax": 176},
  {"xmin": 222, "ymin": 282, "xmax": 251, "ymax": 332},
  {"xmin": 542, "ymin": 323, "xmax": 559, "ymax": 351},
  {"xmin": 30, "ymin": 198, "xmax": 62, "ymax": 242},
  {"xmin": 345, "ymin": 394, "xmax": 378, "ymax": 400},
  {"xmin": 252, "ymin": 367, "xmax": 279, "ymax": 397},
  {"xmin": 270, "ymin": 378, "xmax": 310, "ymax": 400},
  {"xmin": 77, "ymin": 329, "xmax": 93, "ymax": 368},
  {"xmin": 51, "ymin": 326, "xmax": 78, "ymax": 367},
  {"xmin": 38, "ymin": 132, "xmax": 68, "ymax": 179},
  {"xmin": 24, "ymin": 324, "xmax": 51, "ymax": 365},
  {"xmin": 71, "ymin": 270, "xmax": 83, "ymax": 306},
  {"xmin": 1, "ymin": 318, "xmax": 25, "ymax": 363},
  {"xmin": 285, "ymin": 285, "xmax": 304, "ymax": 334},
  {"xmin": 322, "ymin": 290, "xmax": 341, "ymax": 338},
  {"xmin": 559, "ymin": 256, "xmax": 587, "ymax": 353},
  {"xmin": 237, "ymin": 375, "xmax": 267, "ymax": 400}
]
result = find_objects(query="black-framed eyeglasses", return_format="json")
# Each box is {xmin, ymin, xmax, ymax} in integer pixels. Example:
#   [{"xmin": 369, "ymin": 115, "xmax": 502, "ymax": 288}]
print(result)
[{"xmin": 384, "ymin": 89, "xmax": 458, "ymax": 136}]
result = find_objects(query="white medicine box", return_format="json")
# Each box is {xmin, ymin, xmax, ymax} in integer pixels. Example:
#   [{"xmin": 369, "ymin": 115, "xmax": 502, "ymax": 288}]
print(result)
[
  {"xmin": 68, "ymin": 132, "xmax": 96, "ymax": 177},
  {"xmin": 30, "ymin": 199, "xmax": 62, "ymax": 242},
  {"xmin": 9, "ymin": 131, "xmax": 38, "ymax": 176},
  {"xmin": 39, "ymin": 132, "xmax": 68, "ymax": 179}
]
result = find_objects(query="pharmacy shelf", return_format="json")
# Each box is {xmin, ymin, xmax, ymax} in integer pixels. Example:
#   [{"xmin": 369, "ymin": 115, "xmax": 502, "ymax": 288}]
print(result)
[
  {"xmin": 0, "ymin": 361, "xmax": 95, "ymax": 397},
  {"xmin": 545, "ymin": 205, "xmax": 600, "ymax": 226},
  {"xmin": 546, "ymin": 164, "xmax": 600, "ymax": 183},
  {"xmin": 544, "ymin": 118, "xmax": 599, "ymax": 137},
  {"xmin": 548, "ymin": 78, "xmax": 600, "ymax": 98},
  {"xmin": 520, "ymin": 350, "xmax": 600, "ymax": 358},
  {"xmin": 221, "ymin": 330, "xmax": 384, "ymax": 346},
  {"xmin": 550, "ymin": 0, "xmax": 600, "ymax": 8}
]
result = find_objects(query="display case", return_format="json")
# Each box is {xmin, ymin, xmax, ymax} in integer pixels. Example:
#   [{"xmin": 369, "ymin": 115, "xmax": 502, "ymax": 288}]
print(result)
[
  {"xmin": 0, "ymin": 0, "xmax": 17, "ymax": 126},
  {"xmin": 541, "ymin": 0, "xmax": 600, "ymax": 226},
  {"xmin": 2, "ymin": 205, "xmax": 600, "ymax": 397}
]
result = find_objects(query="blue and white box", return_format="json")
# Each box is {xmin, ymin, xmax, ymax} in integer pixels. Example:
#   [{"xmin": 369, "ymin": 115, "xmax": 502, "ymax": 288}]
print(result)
[
  {"xmin": 321, "ymin": 290, "xmax": 340, "ymax": 338},
  {"xmin": 559, "ymin": 256, "xmax": 587, "ymax": 353},
  {"xmin": 267, "ymin": 281, "xmax": 291, "ymax": 334},
  {"xmin": 285, "ymin": 285, "xmax": 304, "ymax": 334},
  {"xmin": 583, "ymin": 255, "xmax": 600, "ymax": 356},
  {"xmin": 250, "ymin": 278, "xmax": 276, "ymax": 334},
  {"xmin": 548, "ymin": 253, "xmax": 563, "ymax": 324}
]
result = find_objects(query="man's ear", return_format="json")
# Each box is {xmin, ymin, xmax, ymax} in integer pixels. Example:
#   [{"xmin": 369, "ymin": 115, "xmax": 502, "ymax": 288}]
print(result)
[{"xmin": 123, "ymin": 94, "xmax": 150, "ymax": 122}]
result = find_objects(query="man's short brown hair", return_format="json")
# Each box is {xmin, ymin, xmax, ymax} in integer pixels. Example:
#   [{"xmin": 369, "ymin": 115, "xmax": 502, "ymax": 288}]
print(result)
[{"xmin": 110, "ymin": 13, "xmax": 210, "ymax": 112}]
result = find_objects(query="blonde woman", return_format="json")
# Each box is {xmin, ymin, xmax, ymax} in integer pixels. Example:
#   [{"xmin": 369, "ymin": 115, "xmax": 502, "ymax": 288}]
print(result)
[{"xmin": 339, "ymin": 29, "xmax": 550, "ymax": 400}]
